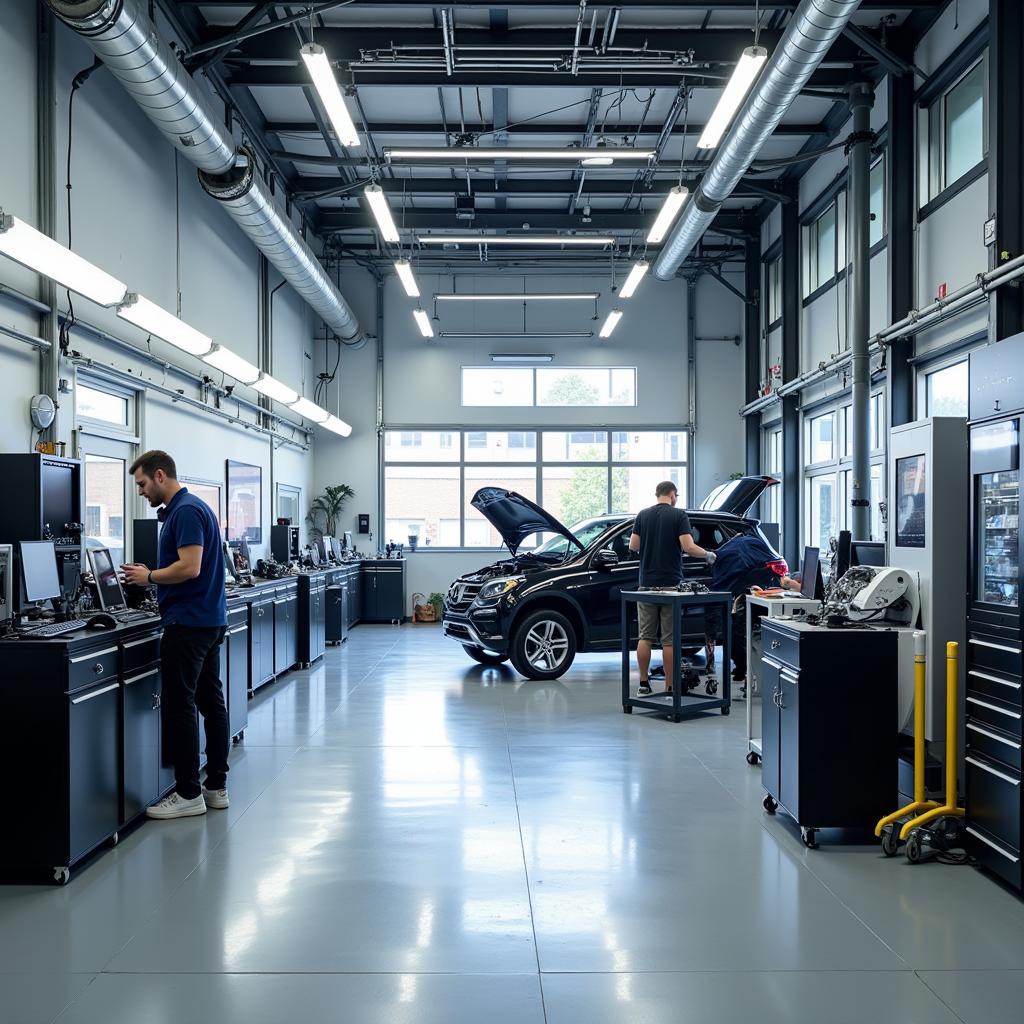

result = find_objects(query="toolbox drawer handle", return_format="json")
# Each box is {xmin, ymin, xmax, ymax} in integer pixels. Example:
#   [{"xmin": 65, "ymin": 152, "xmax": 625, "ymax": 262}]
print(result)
[
  {"xmin": 124, "ymin": 668, "xmax": 159, "ymax": 686},
  {"xmin": 228, "ymin": 626, "xmax": 248, "ymax": 636},
  {"xmin": 780, "ymin": 668, "xmax": 799, "ymax": 685},
  {"xmin": 966, "ymin": 756, "xmax": 1020, "ymax": 785},
  {"xmin": 967, "ymin": 696, "xmax": 1022, "ymax": 720},
  {"xmin": 965, "ymin": 827, "xmax": 1020, "ymax": 863},
  {"xmin": 71, "ymin": 682, "xmax": 119, "ymax": 704},
  {"xmin": 122, "ymin": 636, "xmax": 157, "ymax": 650},
  {"xmin": 70, "ymin": 646, "xmax": 118, "ymax": 664},
  {"xmin": 762, "ymin": 657, "xmax": 783, "ymax": 671},
  {"xmin": 969, "ymin": 637, "xmax": 1021, "ymax": 654},
  {"xmin": 969, "ymin": 669, "xmax": 1021, "ymax": 690},
  {"xmin": 967, "ymin": 723, "xmax": 1022, "ymax": 749}
]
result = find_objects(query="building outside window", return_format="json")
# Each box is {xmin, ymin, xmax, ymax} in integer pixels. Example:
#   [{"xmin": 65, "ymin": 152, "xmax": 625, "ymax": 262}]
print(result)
[
  {"xmin": 921, "ymin": 57, "xmax": 987, "ymax": 203},
  {"xmin": 461, "ymin": 366, "xmax": 637, "ymax": 408},
  {"xmin": 870, "ymin": 156, "xmax": 885, "ymax": 246},
  {"xmin": 765, "ymin": 257, "xmax": 782, "ymax": 327},
  {"xmin": 764, "ymin": 428, "xmax": 783, "ymax": 531},
  {"xmin": 925, "ymin": 359, "xmax": 969, "ymax": 417},
  {"xmin": 804, "ymin": 203, "xmax": 837, "ymax": 296}
]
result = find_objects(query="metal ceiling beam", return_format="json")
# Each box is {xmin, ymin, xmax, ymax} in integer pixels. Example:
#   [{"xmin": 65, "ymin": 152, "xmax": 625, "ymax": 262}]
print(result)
[
  {"xmin": 318, "ymin": 211, "xmax": 751, "ymax": 231},
  {"xmin": 176, "ymin": 1, "xmax": 938, "ymax": 10},
  {"xmin": 264, "ymin": 118, "xmax": 826, "ymax": 137}
]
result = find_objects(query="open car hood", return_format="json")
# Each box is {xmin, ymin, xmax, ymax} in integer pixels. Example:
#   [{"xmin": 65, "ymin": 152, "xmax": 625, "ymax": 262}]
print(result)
[
  {"xmin": 470, "ymin": 487, "xmax": 582, "ymax": 555},
  {"xmin": 698, "ymin": 475, "xmax": 779, "ymax": 517}
]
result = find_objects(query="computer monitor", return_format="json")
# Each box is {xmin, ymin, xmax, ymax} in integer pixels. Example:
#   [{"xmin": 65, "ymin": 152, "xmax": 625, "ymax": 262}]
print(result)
[
  {"xmin": 343, "ymin": 531, "xmax": 353, "ymax": 552},
  {"xmin": 330, "ymin": 537, "xmax": 343, "ymax": 561},
  {"xmin": 800, "ymin": 546, "xmax": 825, "ymax": 600},
  {"xmin": 315, "ymin": 537, "xmax": 327, "ymax": 562},
  {"xmin": 87, "ymin": 547, "xmax": 127, "ymax": 611},
  {"xmin": 308, "ymin": 544, "xmax": 320, "ymax": 566},
  {"xmin": 20, "ymin": 540, "xmax": 62, "ymax": 604},
  {"xmin": 850, "ymin": 540, "xmax": 886, "ymax": 567}
]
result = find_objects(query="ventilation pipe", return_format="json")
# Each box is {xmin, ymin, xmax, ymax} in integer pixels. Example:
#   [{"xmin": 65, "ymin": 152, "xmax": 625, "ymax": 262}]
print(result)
[
  {"xmin": 653, "ymin": 0, "xmax": 863, "ymax": 280},
  {"xmin": 44, "ymin": 0, "xmax": 363, "ymax": 343}
]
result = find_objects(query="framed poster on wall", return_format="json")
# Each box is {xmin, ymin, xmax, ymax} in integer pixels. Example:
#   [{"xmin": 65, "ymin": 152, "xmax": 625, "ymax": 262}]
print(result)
[
  {"xmin": 895, "ymin": 454, "xmax": 926, "ymax": 548},
  {"xmin": 226, "ymin": 460, "xmax": 262, "ymax": 544}
]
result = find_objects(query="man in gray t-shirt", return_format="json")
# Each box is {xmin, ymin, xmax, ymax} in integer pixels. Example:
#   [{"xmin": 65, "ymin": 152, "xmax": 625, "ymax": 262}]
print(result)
[{"xmin": 628, "ymin": 480, "xmax": 715, "ymax": 695}]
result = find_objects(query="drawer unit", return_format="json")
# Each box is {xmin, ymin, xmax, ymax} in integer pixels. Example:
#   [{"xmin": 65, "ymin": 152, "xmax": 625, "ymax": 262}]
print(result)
[
  {"xmin": 966, "ymin": 824, "xmax": 1022, "ymax": 889},
  {"xmin": 968, "ymin": 636, "xmax": 1023, "ymax": 678},
  {"xmin": 967, "ymin": 720, "xmax": 1022, "ymax": 772},
  {"xmin": 762, "ymin": 626, "xmax": 799, "ymax": 670},
  {"xmin": 967, "ymin": 666, "xmax": 1023, "ymax": 707},
  {"xmin": 120, "ymin": 631, "xmax": 161, "ymax": 675},
  {"xmin": 67, "ymin": 644, "xmax": 119, "ymax": 694},
  {"xmin": 966, "ymin": 752, "xmax": 1021, "ymax": 852},
  {"xmin": 966, "ymin": 694, "xmax": 1023, "ymax": 738}
]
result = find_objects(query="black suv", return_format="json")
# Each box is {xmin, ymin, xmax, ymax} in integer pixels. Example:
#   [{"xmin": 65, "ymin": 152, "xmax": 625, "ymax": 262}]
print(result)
[{"xmin": 442, "ymin": 477, "xmax": 786, "ymax": 679}]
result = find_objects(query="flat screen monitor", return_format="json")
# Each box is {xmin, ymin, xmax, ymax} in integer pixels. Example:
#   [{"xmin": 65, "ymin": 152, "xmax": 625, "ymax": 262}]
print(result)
[
  {"xmin": 315, "ymin": 538, "xmax": 327, "ymax": 562},
  {"xmin": 851, "ymin": 540, "xmax": 886, "ymax": 567},
  {"xmin": 308, "ymin": 544, "xmax": 320, "ymax": 566},
  {"xmin": 800, "ymin": 546, "xmax": 825, "ymax": 600},
  {"xmin": 87, "ymin": 547, "xmax": 127, "ymax": 611},
  {"xmin": 20, "ymin": 540, "xmax": 62, "ymax": 603},
  {"xmin": 330, "ymin": 537, "xmax": 343, "ymax": 561},
  {"xmin": 343, "ymin": 531, "xmax": 353, "ymax": 551},
  {"xmin": 321, "ymin": 536, "xmax": 335, "ymax": 560}
]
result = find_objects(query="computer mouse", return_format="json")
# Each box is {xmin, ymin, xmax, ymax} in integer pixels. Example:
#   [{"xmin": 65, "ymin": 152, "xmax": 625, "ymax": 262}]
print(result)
[{"xmin": 86, "ymin": 613, "xmax": 117, "ymax": 630}]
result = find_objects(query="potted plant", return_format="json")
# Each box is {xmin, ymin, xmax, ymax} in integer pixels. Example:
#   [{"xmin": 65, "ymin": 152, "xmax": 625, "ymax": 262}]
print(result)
[
  {"xmin": 428, "ymin": 592, "xmax": 444, "ymax": 619},
  {"xmin": 307, "ymin": 484, "xmax": 355, "ymax": 539}
]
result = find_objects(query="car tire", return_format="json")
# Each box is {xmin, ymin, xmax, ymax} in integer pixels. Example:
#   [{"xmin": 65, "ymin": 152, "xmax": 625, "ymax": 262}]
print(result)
[
  {"xmin": 509, "ymin": 609, "xmax": 577, "ymax": 680},
  {"xmin": 463, "ymin": 645, "xmax": 509, "ymax": 666}
]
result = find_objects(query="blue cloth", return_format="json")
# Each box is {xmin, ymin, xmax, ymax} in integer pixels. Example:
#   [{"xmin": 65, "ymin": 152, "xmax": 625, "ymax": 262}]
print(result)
[
  {"xmin": 710, "ymin": 533, "xmax": 780, "ymax": 596},
  {"xmin": 156, "ymin": 488, "xmax": 228, "ymax": 627}
]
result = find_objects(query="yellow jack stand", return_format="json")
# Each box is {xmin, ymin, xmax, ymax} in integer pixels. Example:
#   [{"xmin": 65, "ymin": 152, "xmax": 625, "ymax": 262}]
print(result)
[
  {"xmin": 875, "ymin": 631, "xmax": 938, "ymax": 856},
  {"xmin": 899, "ymin": 641, "xmax": 966, "ymax": 863}
]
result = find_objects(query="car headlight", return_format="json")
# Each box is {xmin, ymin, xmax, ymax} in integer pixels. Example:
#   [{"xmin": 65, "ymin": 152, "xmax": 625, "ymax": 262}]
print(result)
[{"xmin": 478, "ymin": 576, "xmax": 524, "ymax": 601}]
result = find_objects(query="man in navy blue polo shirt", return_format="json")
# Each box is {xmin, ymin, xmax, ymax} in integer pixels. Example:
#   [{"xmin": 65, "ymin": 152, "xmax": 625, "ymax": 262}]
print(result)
[{"xmin": 122, "ymin": 450, "xmax": 230, "ymax": 819}]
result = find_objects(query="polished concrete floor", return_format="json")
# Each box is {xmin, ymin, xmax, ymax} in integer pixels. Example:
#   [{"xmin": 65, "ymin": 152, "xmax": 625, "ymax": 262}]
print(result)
[{"xmin": 3, "ymin": 625, "xmax": 1024, "ymax": 1023}]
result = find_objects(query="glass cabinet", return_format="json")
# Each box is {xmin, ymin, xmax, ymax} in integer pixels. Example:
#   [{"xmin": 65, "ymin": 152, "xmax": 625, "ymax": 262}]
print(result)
[{"xmin": 977, "ymin": 470, "xmax": 1020, "ymax": 607}]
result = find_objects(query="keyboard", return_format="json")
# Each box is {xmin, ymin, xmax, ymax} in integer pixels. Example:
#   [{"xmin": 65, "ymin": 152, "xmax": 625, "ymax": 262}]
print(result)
[
  {"xmin": 29, "ymin": 619, "xmax": 88, "ymax": 637},
  {"xmin": 114, "ymin": 611, "xmax": 154, "ymax": 623}
]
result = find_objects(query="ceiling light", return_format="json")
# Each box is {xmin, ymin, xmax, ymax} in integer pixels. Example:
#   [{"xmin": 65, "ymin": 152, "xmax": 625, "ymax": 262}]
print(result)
[
  {"xmin": 299, "ymin": 42, "xmax": 360, "ymax": 147},
  {"xmin": 490, "ymin": 353, "xmax": 554, "ymax": 363},
  {"xmin": 697, "ymin": 45, "xmax": 769, "ymax": 150},
  {"xmin": 435, "ymin": 292, "xmax": 599, "ymax": 302},
  {"xmin": 251, "ymin": 374, "xmax": 299, "ymax": 405},
  {"xmin": 413, "ymin": 308, "xmax": 434, "ymax": 338},
  {"xmin": 394, "ymin": 259, "xmax": 419, "ymax": 297},
  {"xmin": 364, "ymin": 184, "xmax": 400, "ymax": 242},
  {"xmin": 116, "ymin": 293, "xmax": 212, "ymax": 356},
  {"xmin": 446, "ymin": 332, "xmax": 591, "ymax": 339},
  {"xmin": 599, "ymin": 309, "xmax": 623, "ymax": 338},
  {"xmin": 289, "ymin": 396, "xmax": 330, "ymax": 423},
  {"xmin": 581, "ymin": 155, "xmax": 615, "ymax": 167},
  {"xmin": 385, "ymin": 147, "xmax": 654, "ymax": 162},
  {"xmin": 646, "ymin": 186, "xmax": 689, "ymax": 244},
  {"xmin": 202, "ymin": 345, "xmax": 261, "ymax": 385},
  {"xmin": 619, "ymin": 260, "xmax": 649, "ymax": 299},
  {"xmin": 321, "ymin": 415, "xmax": 353, "ymax": 437},
  {"xmin": 0, "ymin": 210, "xmax": 127, "ymax": 307},
  {"xmin": 416, "ymin": 234, "xmax": 614, "ymax": 246}
]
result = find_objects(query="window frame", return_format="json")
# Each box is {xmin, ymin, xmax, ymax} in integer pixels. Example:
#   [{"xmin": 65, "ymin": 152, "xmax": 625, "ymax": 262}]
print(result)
[
  {"xmin": 74, "ymin": 372, "xmax": 140, "ymax": 443},
  {"xmin": 803, "ymin": 200, "xmax": 839, "ymax": 298},
  {"xmin": 460, "ymin": 366, "xmax": 638, "ymax": 408}
]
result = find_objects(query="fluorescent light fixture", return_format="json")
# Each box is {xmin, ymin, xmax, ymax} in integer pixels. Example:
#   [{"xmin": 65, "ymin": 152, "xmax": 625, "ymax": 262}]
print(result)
[
  {"xmin": 116, "ymin": 293, "xmax": 212, "ymax": 356},
  {"xmin": 394, "ymin": 259, "xmax": 420, "ymax": 297},
  {"xmin": 599, "ymin": 308, "xmax": 623, "ymax": 338},
  {"xmin": 646, "ymin": 186, "xmax": 689, "ymax": 244},
  {"xmin": 202, "ymin": 345, "xmax": 261, "ymax": 385},
  {"xmin": 0, "ymin": 210, "xmax": 127, "ymax": 307},
  {"xmin": 289, "ymin": 396, "xmax": 330, "ymax": 423},
  {"xmin": 435, "ymin": 292, "xmax": 599, "ymax": 302},
  {"xmin": 416, "ymin": 234, "xmax": 614, "ymax": 246},
  {"xmin": 321, "ymin": 415, "xmax": 353, "ymax": 437},
  {"xmin": 447, "ymin": 332, "xmax": 591, "ymax": 339},
  {"xmin": 697, "ymin": 45, "xmax": 769, "ymax": 150},
  {"xmin": 386, "ymin": 147, "xmax": 654, "ymax": 162},
  {"xmin": 619, "ymin": 260, "xmax": 649, "ymax": 299},
  {"xmin": 251, "ymin": 374, "xmax": 299, "ymax": 405},
  {"xmin": 490, "ymin": 353, "xmax": 554, "ymax": 363},
  {"xmin": 413, "ymin": 308, "xmax": 434, "ymax": 338},
  {"xmin": 364, "ymin": 184, "xmax": 400, "ymax": 242},
  {"xmin": 299, "ymin": 42, "xmax": 360, "ymax": 147}
]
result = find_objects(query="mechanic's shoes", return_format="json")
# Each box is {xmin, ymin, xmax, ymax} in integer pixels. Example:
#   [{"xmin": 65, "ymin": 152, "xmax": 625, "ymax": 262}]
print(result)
[
  {"xmin": 638, "ymin": 680, "xmax": 652, "ymax": 696},
  {"xmin": 202, "ymin": 786, "xmax": 230, "ymax": 809},
  {"xmin": 146, "ymin": 792, "xmax": 206, "ymax": 819}
]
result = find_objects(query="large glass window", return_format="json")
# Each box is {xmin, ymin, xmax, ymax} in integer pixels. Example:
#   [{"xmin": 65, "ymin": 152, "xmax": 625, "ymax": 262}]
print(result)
[
  {"xmin": 807, "ymin": 412, "xmax": 835, "ymax": 465},
  {"xmin": 922, "ymin": 58, "xmax": 986, "ymax": 203},
  {"xmin": 77, "ymin": 383, "xmax": 129, "ymax": 426},
  {"xmin": 276, "ymin": 483, "xmax": 301, "ymax": 529},
  {"xmin": 464, "ymin": 431, "xmax": 537, "ymax": 462},
  {"xmin": 461, "ymin": 367, "xmax": 534, "ymax": 407},
  {"xmin": 461, "ymin": 367, "xmax": 637, "ymax": 407},
  {"xmin": 384, "ymin": 465, "xmax": 461, "ymax": 548},
  {"xmin": 808, "ymin": 473, "xmax": 838, "ymax": 555},
  {"xmin": 870, "ymin": 157, "xmax": 885, "ymax": 246},
  {"xmin": 766, "ymin": 257, "xmax": 782, "ymax": 326},
  {"xmin": 181, "ymin": 480, "xmax": 222, "ymax": 528},
  {"xmin": 805, "ymin": 203, "xmax": 837, "ymax": 296},
  {"xmin": 926, "ymin": 360, "xmax": 969, "ymax": 417},
  {"xmin": 764, "ymin": 428, "xmax": 783, "ymax": 530},
  {"xmin": 83, "ymin": 453, "xmax": 127, "ymax": 565}
]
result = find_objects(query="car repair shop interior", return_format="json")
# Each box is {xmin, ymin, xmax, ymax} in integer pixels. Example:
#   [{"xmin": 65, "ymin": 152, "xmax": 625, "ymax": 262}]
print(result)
[{"xmin": 2, "ymin": 0, "xmax": 1024, "ymax": 1021}]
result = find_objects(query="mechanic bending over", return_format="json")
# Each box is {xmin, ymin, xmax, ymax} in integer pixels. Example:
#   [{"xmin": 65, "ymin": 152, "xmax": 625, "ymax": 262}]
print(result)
[{"xmin": 629, "ymin": 480, "xmax": 715, "ymax": 696}]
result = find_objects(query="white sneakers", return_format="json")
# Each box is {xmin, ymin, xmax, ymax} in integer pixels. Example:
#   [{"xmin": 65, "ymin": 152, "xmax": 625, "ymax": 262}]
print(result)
[
  {"xmin": 202, "ymin": 786, "xmax": 230, "ymax": 810},
  {"xmin": 146, "ymin": 792, "xmax": 207, "ymax": 819},
  {"xmin": 146, "ymin": 787, "xmax": 230, "ymax": 819}
]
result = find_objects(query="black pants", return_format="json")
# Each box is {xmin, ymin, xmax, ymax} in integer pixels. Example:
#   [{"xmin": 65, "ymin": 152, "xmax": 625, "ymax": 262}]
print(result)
[{"xmin": 161, "ymin": 624, "xmax": 229, "ymax": 800}]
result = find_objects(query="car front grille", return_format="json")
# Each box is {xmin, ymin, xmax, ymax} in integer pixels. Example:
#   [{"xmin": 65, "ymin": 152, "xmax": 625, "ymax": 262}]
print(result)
[{"xmin": 446, "ymin": 581, "xmax": 482, "ymax": 611}]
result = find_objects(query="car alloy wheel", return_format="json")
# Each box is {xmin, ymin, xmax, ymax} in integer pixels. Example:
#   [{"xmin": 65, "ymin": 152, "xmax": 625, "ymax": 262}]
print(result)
[{"xmin": 524, "ymin": 619, "xmax": 570, "ymax": 671}]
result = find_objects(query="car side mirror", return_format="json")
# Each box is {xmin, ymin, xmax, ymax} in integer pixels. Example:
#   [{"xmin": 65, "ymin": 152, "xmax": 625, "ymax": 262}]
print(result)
[{"xmin": 594, "ymin": 548, "xmax": 619, "ymax": 571}]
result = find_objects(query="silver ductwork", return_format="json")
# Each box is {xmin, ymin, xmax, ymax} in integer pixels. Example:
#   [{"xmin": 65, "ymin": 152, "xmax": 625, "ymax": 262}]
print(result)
[
  {"xmin": 45, "ymin": 0, "xmax": 362, "ymax": 342},
  {"xmin": 653, "ymin": 0, "xmax": 863, "ymax": 280}
]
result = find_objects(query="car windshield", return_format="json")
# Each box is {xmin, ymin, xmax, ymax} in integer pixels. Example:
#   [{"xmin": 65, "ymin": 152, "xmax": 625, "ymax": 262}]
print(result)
[{"xmin": 533, "ymin": 518, "xmax": 624, "ymax": 557}]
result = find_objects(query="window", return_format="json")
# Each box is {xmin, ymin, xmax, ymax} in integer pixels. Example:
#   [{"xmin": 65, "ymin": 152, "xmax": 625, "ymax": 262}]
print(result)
[
  {"xmin": 870, "ymin": 157, "xmax": 885, "ymax": 246},
  {"xmin": 460, "ymin": 366, "xmax": 637, "ymax": 407},
  {"xmin": 400, "ymin": 431, "xmax": 423, "ymax": 447},
  {"xmin": 384, "ymin": 428, "xmax": 689, "ymax": 549},
  {"xmin": 926, "ymin": 360, "xmax": 969, "ymax": 417},
  {"xmin": 764, "ymin": 428, "xmax": 783, "ymax": 529},
  {"xmin": 276, "ymin": 483, "xmax": 302, "ymax": 528},
  {"xmin": 808, "ymin": 474, "xmax": 838, "ymax": 555},
  {"xmin": 804, "ymin": 203, "xmax": 837, "ymax": 296},
  {"xmin": 807, "ymin": 413, "xmax": 834, "ymax": 465},
  {"xmin": 77, "ymin": 382, "xmax": 129, "ymax": 426},
  {"xmin": 381, "ymin": 431, "xmax": 460, "ymax": 463},
  {"xmin": 182, "ymin": 480, "xmax": 222, "ymax": 529},
  {"xmin": 83, "ymin": 453, "xmax": 127, "ymax": 565},
  {"xmin": 921, "ymin": 58, "xmax": 986, "ymax": 203},
  {"xmin": 86, "ymin": 504, "xmax": 102, "ymax": 537},
  {"xmin": 765, "ymin": 257, "xmax": 782, "ymax": 327},
  {"xmin": 841, "ymin": 393, "xmax": 885, "ymax": 457}
]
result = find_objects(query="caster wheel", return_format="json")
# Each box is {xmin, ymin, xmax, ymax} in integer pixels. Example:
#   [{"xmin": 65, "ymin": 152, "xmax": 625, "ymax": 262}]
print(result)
[
  {"xmin": 110, "ymin": 831, "xmax": 119, "ymax": 848},
  {"xmin": 906, "ymin": 832, "xmax": 923, "ymax": 864},
  {"xmin": 801, "ymin": 827, "xmax": 819, "ymax": 849},
  {"xmin": 673, "ymin": 713, "xmax": 683, "ymax": 723},
  {"xmin": 53, "ymin": 867, "xmax": 70, "ymax": 886},
  {"xmin": 622, "ymin": 705, "xmax": 633, "ymax": 714},
  {"xmin": 720, "ymin": 706, "xmax": 730, "ymax": 716},
  {"xmin": 746, "ymin": 751, "xmax": 761, "ymax": 766},
  {"xmin": 763, "ymin": 795, "xmax": 777, "ymax": 815},
  {"xmin": 880, "ymin": 824, "xmax": 901, "ymax": 857},
  {"xmin": 705, "ymin": 679, "xmax": 718, "ymax": 696}
]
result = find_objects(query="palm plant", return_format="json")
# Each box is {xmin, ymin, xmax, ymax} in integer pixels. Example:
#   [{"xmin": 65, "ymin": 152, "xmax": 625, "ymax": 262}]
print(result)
[{"xmin": 307, "ymin": 484, "xmax": 355, "ymax": 539}]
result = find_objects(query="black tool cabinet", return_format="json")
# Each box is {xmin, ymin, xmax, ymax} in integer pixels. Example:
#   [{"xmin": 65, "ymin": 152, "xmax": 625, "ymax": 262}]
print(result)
[
  {"xmin": 759, "ymin": 620, "xmax": 898, "ymax": 848},
  {"xmin": 361, "ymin": 560, "xmax": 407, "ymax": 622},
  {"xmin": 247, "ymin": 590, "xmax": 276, "ymax": 691},
  {"xmin": 272, "ymin": 580, "xmax": 299, "ymax": 676},
  {"xmin": 224, "ymin": 602, "xmax": 249, "ymax": 742},
  {"xmin": 297, "ymin": 573, "xmax": 327, "ymax": 665}
]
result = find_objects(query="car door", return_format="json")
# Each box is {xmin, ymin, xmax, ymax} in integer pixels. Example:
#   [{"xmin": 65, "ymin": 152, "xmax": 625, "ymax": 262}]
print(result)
[{"xmin": 576, "ymin": 524, "xmax": 639, "ymax": 647}]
